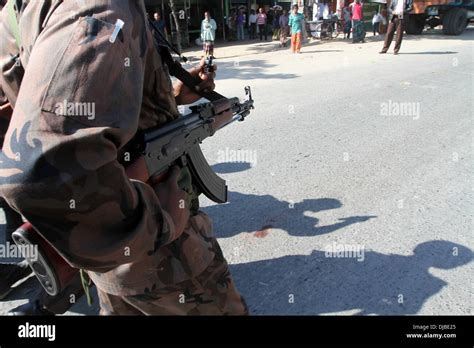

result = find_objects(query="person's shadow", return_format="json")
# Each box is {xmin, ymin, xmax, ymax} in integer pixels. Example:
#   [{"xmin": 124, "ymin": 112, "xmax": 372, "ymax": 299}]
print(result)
[
  {"xmin": 203, "ymin": 191, "xmax": 376, "ymax": 238},
  {"xmin": 229, "ymin": 240, "xmax": 473, "ymax": 315}
]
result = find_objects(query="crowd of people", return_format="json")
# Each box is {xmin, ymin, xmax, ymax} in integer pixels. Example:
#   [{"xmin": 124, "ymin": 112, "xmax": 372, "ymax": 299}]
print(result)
[
  {"xmin": 201, "ymin": 5, "xmax": 309, "ymax": 55},
  {"xmin": 147, "ymin": 0, "xmax": 414, "ymax": 59},
  {"xmin": 198, "ymin": 0, "xmax": 410, "ymax": 56},
  {"xmin": 150, "ymin": 1, "xmax": 406, "ymax": 58}
]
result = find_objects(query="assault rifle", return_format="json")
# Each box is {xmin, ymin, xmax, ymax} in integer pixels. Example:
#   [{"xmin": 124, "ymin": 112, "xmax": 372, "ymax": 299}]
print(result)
[{"xmin": 12, "ymin": 87, "xmax": 254, "ymax": 296}]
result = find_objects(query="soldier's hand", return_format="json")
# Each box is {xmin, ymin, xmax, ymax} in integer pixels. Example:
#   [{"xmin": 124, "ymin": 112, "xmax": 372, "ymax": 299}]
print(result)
[
  {"xmin": 152, "ymin": 166, "xmax": 190, "ymax": 236},
  {"xmin": 173, "ymin": 58, "xmax": 217, "ymax": 105}
]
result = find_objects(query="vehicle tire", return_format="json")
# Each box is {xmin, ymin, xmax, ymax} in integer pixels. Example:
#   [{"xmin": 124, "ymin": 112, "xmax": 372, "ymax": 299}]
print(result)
[
  {"xmin": 450, "ymin": 8, "xmax": 468, "ymax": 35},
  {"xmin": 442, "ymin": 10, "xmax": 453, "ymax": 34},
  {"xmin": 406, "ymin": 14, "xmax": 425, "ymax": 34},
  {"xmin": 443, "ymin": 8, "xmax": 467, "ymax": 35},
  {"xmin": 310, "ymin": 23, "xmax": 321, "ymax": 39}
]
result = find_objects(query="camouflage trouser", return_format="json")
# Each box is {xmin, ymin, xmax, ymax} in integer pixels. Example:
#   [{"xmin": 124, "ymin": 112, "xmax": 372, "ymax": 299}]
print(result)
[{"xmin": 97, "ymin": 243, "xmax": 249, "ymax": 316}]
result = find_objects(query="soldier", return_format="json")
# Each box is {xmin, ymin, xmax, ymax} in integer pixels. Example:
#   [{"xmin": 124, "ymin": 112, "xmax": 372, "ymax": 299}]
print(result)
[{"xmin": 0, "ymin": 0, "xmax": 247, "ymax": 315}]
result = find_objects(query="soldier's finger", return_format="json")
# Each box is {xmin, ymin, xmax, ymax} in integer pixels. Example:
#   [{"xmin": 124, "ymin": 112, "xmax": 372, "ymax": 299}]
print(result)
[
  {"xmin": 198, "ymin": 78, "xmax": 215, "ymax": 90},
  {"xmin": 199, "ymin": 71, "xmax": 215, "ymax": 81},
  {"xmin": 198, "ymin": 57, "xmax": 206, "ymax": 68},
  {"xmin": 203, "ymin": 82, "xmax": 216, "ymax": 93},
  {"xmin": 166, "ymin": 165, "xmax": 181, "ymax": 184}
]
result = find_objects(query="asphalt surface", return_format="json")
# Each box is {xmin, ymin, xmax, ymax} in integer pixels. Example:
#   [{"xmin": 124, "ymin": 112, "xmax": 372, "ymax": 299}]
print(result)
[{"xmin": 0, "ymin": 27, "xmax": 472, "ymax": 315}]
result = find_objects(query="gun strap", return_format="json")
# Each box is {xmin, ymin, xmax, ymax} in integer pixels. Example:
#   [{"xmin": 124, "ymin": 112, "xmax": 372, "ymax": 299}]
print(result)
[
  {"xmin": 79, "ymin": 269, "xmax": 93, "ymax": 306},
  {"xmin": 7, "ymin": 0, "xmax": 21, "ymax": 48}
]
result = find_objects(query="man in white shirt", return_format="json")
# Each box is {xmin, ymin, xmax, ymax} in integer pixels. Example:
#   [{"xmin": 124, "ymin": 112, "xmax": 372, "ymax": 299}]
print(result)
[
  {"xmin": 380, "ymin": 0, "xmax": 413, "ymax": 54},
  {"xmin": 249, "ymin": 9, "xmax": 258, "ymax": 39},
  {"xmin": 372, "ymin": 11, "xmax": 384, "ymax": 36}
]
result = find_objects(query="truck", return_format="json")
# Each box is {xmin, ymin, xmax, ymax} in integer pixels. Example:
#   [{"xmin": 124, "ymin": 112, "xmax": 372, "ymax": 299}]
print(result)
[{"xmin": 404, "ymin": 0, "xmax": 474, "ymax": 35}]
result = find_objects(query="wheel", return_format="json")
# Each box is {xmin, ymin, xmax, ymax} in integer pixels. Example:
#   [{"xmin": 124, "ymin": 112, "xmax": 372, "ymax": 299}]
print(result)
[
  {"xmin": 406, "ymin": 14, "xmax": 425, "ymax": 34},
  {"xmin": 310, "ymin": 23, "xmax": 321, "ymax": 39},
  {"xmin": 442, "ymin": 10, "xmax": 454, "ymax": 34},
  {"xmin": 443, "ymin": 8, "xmax": 467, "ymax": 35},
  {"xmin": 319, "ymin": 23, "xmax": 331, "ymax": 40},
  {"xmin": 449, "ymin": 8, "xmax": 468, "ymax": 35}
]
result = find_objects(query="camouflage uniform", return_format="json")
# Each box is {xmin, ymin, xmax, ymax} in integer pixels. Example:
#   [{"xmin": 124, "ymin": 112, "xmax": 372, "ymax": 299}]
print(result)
[{"xmin": 0, "ymin": 0, "xmax": 247, "ymax": 315}]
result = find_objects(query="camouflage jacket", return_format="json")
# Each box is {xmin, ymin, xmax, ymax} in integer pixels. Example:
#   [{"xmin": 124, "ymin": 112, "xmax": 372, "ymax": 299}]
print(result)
[{"xmin": 0, "ymin": 0, "xmax": 215, "ymax": 296}]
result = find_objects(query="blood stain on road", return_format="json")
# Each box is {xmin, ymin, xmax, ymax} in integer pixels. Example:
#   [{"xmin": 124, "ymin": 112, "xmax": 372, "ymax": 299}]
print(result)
[{"xmin": 254, "ymin": 225, "xmax": 272, "ymax": 238}]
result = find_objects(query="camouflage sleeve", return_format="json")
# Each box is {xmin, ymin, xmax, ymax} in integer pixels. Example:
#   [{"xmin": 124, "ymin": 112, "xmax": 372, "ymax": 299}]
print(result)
[{"xmin": 0, "ymin": 1, "xmax": 181, "ymax": 272}]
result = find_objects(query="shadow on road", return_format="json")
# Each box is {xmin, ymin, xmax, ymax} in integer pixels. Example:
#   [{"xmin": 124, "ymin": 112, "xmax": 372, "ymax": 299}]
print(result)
[
  {"xmin": 230, "ymin": 240, "xmax": 473, "ymax": 314},
  {"xmin": 215, "ymin": 59, "xmax": 299, "ymax": 80},
  {"xmin": 300, "ymin": 49, "xmax": 344, "ymax": 54},
  {"xmin": 203, "ymin": 190, "xmax": 376, "ymax": 238},
  {"xmin": 403, "ymin": 26, "xmax": 474, "ymax": 41},
  {"xmin": 398, "ymin": 51, "xmax": 458, "ymax": 55},
  {"xmin": 212, "ymin": 162, "xmax": 253, "ymax": 174}
]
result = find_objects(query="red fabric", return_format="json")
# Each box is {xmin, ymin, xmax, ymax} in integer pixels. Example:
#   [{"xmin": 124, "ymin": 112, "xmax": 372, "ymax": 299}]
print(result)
[{"xmin": 352, "ymin": 3, "xmax": 363, "ymax": 21}]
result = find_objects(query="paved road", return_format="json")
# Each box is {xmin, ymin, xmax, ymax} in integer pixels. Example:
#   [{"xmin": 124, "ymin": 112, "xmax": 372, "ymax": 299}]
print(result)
[{"xmin": 0, "ymin": 28, "xmax": 472, "ymax": 315}]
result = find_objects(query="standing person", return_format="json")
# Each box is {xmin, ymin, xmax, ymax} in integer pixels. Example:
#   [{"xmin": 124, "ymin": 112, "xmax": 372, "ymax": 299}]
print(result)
[
  {"xmin": 351, "ymin": 0, "xmax": 366, "ymax": 43},
  {"xmin": 227, "ymin": 10, "xmax": 237, "ymax": 41},
  {"xmin": 152, "ymin": 11, "xmax": 168, "ymax": 39},
  {"xmin": 267, "ymin": 9, "xmax": 275, "ymax": 40},
  {"xmin": 249, "ymin": 9, "xmax": 257, "ymax": 39},
  {"xmin": 201, "ymin": 11, "xmax": 217, "ymax": 58},
  {"xmin": 342, "ymin": 4, "xmax": 352, "ymax": 39},
  {"xmin": 288, "ymin": 4, "xmax": 305, "ymax": 53},
  {"xmin": 322, "ymin": 1, "xmax": 330, "ymax": 19},
  {"xmin": 236, "ymin": 10, "xmax": 246, "ymax": 41},
  {"xmin": 272, "ymin": 10, "xmax": 281, "ymax": 40},
  {"xmin": 372, "ymin": 11, "xmax": 383, "ymax": 36},
  {"xmin": 257, "ymin": 8, "xmax": 267, "ymax": 41},
  {"xmin": 380, "ymin": 0, "xmax": 413, "ymax": 54},
  {"xmin": 0, "ymin": 0, "xmax": 248, "ymax": 316},
  {"xmin": 279, "ymin": 9, "xmax": 290, "ymax": 47}
]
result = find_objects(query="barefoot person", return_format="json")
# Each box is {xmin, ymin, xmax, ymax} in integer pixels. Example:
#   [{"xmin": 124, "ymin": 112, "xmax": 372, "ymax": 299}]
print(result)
[{"xmin": 289, "ymin": 5, "xmax": 305, "ymax": 53}]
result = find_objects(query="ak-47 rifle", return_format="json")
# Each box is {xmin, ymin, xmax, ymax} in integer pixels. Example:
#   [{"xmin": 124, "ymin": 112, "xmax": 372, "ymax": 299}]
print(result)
[
  {"xmin": 12, "ymin": 58, "xmax": 254, "ymax": 299},
  {"xmin": 10, "ymin": 8, "xmax": 256, "ymax": 297}
]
